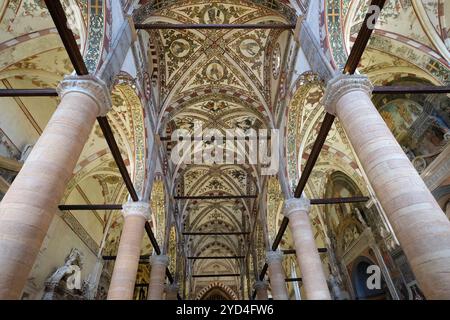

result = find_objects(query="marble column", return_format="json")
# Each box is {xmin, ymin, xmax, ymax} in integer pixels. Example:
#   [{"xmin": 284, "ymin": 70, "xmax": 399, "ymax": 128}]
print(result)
[
  {"xmin": 266, "ymin": 251, "xmax": 289, "ymax": 300},
  {"xmin": 147, "ymin": 255, "xmax": 168, "ymax": 300},
  {"xmin": 107, "ymin": 202, "xmax": 150, "ymax": 300},
  {"xmin": 165, "ymin": 282, "xmax": 179, "ymax": 300},
  {"xmin": 0, "ymin": 75, "xmax": 111, "ymax": 299},
  {"xmin": 323, "ymin": 74, "xmax": 450, "ymax": 300},
  {"xmin": 254, "ymin": 280, "xmax": 269, "ymax": 300},
  {"xmin": 284, "ymin": 197, "xmax": 331, "ymax": 300}
]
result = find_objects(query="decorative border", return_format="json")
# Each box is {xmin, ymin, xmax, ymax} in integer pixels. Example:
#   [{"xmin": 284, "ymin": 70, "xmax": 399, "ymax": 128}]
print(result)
[{"xmin": 85, "ymin": 0, "xmax": 111, "ymax": 73}]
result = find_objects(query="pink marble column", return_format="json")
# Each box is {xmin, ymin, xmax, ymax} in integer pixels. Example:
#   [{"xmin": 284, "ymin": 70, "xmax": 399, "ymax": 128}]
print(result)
[
  {"xmin": 284, "ymin": 197, "xmax": 331, "ymax": 300},
  {"xmin": 147, "ymin": 255, "xmax": 168, "ymax": 300},
  {"xmin": 165, "ymin": 282, "xmax": 179, "ymax": 300},
  {"xmin": 0, "ymin": 75, "xmax": 111, "ymax": 299},
  {"xmin": 323, "ymin": 74, "xmax": 450, "ymax": 300},
  {"xmin": 254, "ymin": 280, "xmax": 269, "ymax": 300},
  {"xmin": 107, "ymin": 202, "xmax": 150, "ymax": 300},
  {"xmin": 266, "ymin": 251, "xmax": 289, "ymax": 300}
]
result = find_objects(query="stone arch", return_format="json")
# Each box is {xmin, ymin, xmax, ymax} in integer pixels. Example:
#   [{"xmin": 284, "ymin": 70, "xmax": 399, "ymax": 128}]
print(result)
[
  {"xmin": 324, "ymin": 171, "xmax": 367, "ymax": 255},
  {"xmin": 195, "ymin": 282, "xmax": 238, "ymax": 300},
  {"xmin": 285, "ymin": 71, "xmax": 324, "ymax": 192}
]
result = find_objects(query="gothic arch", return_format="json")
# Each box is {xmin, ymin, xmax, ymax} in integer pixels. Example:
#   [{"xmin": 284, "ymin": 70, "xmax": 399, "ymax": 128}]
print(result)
[{"xmin": 195, "ymin": 282, "xmax": 238, "ymax": 300}]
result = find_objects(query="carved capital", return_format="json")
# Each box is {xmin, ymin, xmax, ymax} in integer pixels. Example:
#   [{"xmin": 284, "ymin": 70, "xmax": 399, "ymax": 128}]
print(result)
[
  {"xmin": 323, "ymin": 74, "xmax": 373, "ymax": 115},
  {"xmin": 266, "ymin": 250, "xmax": 283, "ymax": 265},
  {"xmin": 150, "ymin": 254, "xmax": 169, "ymax": 267},
  {"xmin": 57, "ymin": 74, "xmax": 112, "ymax": 116},
  {"xmin": 284, "ymin": 197, "xmax": 310, "ymax": 218},
  {"xmin": 122, "ymin": 201, "xmax": 150, "ymax": 220},
  {"xmin": 253, "ymin": 280, "xmax": 268, "ymax": 291}
]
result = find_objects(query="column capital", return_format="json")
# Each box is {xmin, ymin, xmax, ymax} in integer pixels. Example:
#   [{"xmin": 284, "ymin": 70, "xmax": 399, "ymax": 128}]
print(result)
[
  {"xmin": 323, "ymin": 74, "xmax": 373, "ymax": 115},
  {"xmin": 150, "ymin": 254, "xmax": 169, "ymax": 267},
  {"xmin": 266, "ymin": 250, "xmax": 283, "ymax": 265},
  {"xmin": 122, "ymin": 201, "xmax": 150, "ymax": 220},
  {"xmin": 57, "ymin": 74, "xmax": 112, "ymax": 116},
  {"xmin": 284, "ymin": 197, "xmax": 310, "ymax": 218},
  {"xmin": 253, "ymin": 280, "xmax": 269, "ymax": 291}
]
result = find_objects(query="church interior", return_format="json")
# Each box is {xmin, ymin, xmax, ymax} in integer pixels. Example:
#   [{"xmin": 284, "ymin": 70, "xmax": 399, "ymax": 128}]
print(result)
[{"xmin": 0, "ymin": 0, "xmax": 449, "ymax": 301}]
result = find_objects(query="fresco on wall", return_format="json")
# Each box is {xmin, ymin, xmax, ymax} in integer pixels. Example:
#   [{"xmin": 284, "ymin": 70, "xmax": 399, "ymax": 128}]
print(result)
[
  {"xmin": 378, "ymin": 96, "xmax": 450, "ymax": 172},
  {"xmin": 379, "ymin": 99, "xmax": 423, "ymax": 140}
]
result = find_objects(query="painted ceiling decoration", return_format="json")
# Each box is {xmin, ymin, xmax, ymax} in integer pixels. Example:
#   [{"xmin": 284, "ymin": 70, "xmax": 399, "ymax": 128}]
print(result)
[
  {"xmin": 140, "ymin": 0, "xmax": 293, "ymax": 132},
  {"xmin": 138, "ymin": 1, "xmax": 294, "ymax": 293},
  {"xmin": 0, "ymin": 0, "xmax": 110, "ymax": 73},
  {"xmin": 151, "ymin": 176, "xmax": 166, "ymax": 246},
  {"xmin": 266, "ymin": 176, "xmax": 283, "ymax": 242},
  {"xmin": 322, "ymin": 0, "xmax": 450, "ymax": 84}
]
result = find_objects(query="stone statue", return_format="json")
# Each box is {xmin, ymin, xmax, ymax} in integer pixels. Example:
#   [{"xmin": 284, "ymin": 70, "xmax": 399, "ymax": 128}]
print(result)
[{"xmin": 42, "ymin": 248, "xmax": 85, "ymax": 300}]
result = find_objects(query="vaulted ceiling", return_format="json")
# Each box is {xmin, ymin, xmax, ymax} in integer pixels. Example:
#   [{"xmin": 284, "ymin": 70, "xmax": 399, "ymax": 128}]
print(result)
[
  {"xmin": 135, "ymin": 0, "xmax": 294, "ymax": 293},
  {"xmin": 324, "ymin": 0, "xmax": 450, "ymax": 84}
]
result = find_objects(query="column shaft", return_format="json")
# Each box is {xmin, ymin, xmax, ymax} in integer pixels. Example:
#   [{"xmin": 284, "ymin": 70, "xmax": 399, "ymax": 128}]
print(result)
[
  {"xmin": 0, "ymin": 75, "xmax": 110, "ymax": 299},
  {"xmin": 266, "ymin": 251, "xmax": 289, "ymax": 300},
  {"xmin": 324, "ymin": 74, "xmax": 450, "ymax": 299},
  {"xmin": 107, "ymin": 202, "xmax": 149, "ymax": 300},
  {"xmin": 285, "ymin": 198, "xmax": 331, "ymax": 300},
  {"xmin": 147, "ymin": 255, "xmax": 168, "ymax": 300},
  {"xmin": 254, "ymin": 281, "xmax": 269, "ymax": 300}
]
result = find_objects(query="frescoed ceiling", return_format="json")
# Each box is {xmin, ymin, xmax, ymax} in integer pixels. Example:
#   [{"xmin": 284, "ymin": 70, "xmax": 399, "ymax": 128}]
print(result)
[
  {"xmin": 137, "ymin": 0, "xmax": 294, "ymax": 117},
  {"xmin": 324, "ymin": 0, "xmax": 450, "ymax": 84},
  {"xmin": 134, "ymin": 0, "xmax": 295, "ymax": 295}
]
